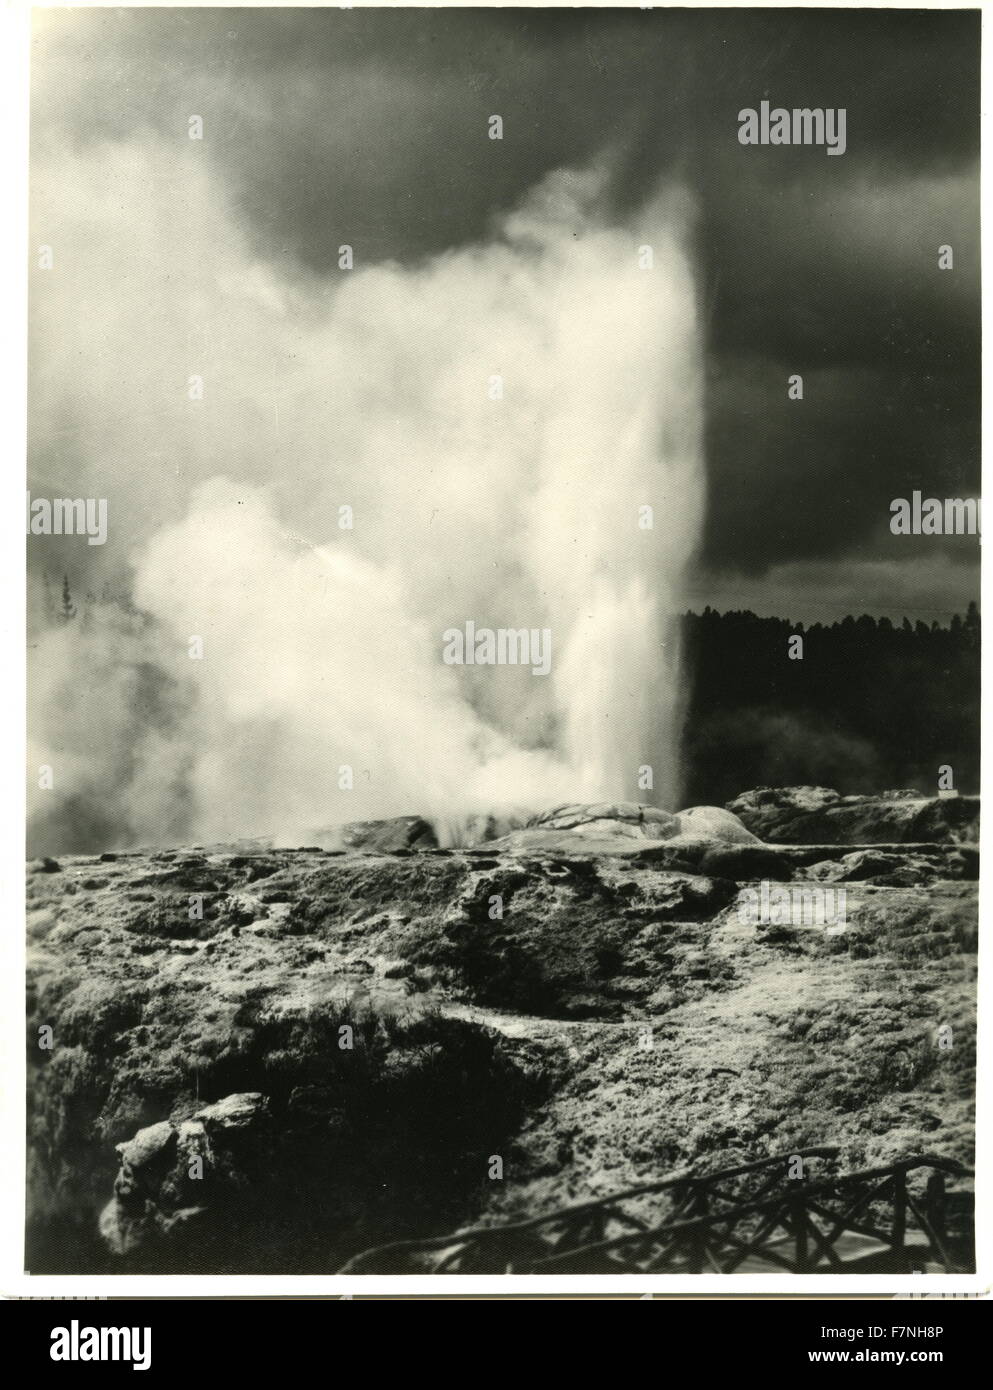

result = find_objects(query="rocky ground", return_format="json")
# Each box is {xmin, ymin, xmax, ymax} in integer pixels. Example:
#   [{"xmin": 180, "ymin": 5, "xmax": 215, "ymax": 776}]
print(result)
[{"xmin": 25, "ymin": 787, "xmax": 977, "ymax": 1274}]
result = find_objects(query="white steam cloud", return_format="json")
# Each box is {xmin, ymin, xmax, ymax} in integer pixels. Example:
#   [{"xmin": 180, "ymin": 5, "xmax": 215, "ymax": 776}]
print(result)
[{"xmin": 29, "ymin": 140, "xmax": 703, "ymax": 850}]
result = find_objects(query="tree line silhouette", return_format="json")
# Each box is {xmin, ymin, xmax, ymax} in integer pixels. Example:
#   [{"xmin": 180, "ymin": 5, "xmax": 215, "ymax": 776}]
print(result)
[{"xmin": 680, "ymin": 604, "xmax": 980, "ymax": 805}]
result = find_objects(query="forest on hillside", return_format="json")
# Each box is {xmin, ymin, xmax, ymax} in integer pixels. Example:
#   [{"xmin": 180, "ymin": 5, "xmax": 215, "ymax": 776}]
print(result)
[{"xmin": 680, "ymin": 605, "xmax": 981, "ymax": 806}]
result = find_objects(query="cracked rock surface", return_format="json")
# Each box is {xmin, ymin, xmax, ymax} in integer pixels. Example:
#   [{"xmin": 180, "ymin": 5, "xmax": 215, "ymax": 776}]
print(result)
[{"xmin": 26, "ymin": 791, "xmax": 977, "ymax": 1272}]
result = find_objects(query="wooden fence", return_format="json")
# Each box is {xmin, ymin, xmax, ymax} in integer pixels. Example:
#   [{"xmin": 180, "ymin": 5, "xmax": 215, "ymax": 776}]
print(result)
[{"xmin": 339, "ymin": 1147, "xmax": 973, "ymax": 1275}]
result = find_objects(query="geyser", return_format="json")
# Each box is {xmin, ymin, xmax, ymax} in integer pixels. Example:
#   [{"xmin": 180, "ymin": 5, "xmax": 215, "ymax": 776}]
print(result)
[{"xmin": 30, "ymin": 148, "xmax": 703, "ymax": 850}]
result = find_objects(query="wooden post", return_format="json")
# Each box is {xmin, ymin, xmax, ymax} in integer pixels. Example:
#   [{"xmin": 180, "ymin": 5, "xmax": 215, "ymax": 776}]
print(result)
[
  {"xmin": 792, "ymin": 1195, "xmax": 809, "ymax": 1271},
  {"xmin": 925, "ymin": 1171, "xmax": 947, "ymax": 1249},
  {"xmin": 892, "ymin": 1169, "xmax": 906, "ymax": 1258}
]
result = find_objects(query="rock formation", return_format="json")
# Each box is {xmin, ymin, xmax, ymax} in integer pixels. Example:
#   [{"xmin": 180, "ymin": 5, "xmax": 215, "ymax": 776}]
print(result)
[
  {"xmin": 25, "ymin": 788, "xmax": 977, "ymax": 1273},
  {"xmin": 727, "ymin": 786, "xmax": 979, "ymax": 845}
]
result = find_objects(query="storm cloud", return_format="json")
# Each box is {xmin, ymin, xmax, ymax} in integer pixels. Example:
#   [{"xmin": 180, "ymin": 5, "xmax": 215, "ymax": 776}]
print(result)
[{"xmin": 30, "ymin": 6, "xmax": 980, "ymax": 614}]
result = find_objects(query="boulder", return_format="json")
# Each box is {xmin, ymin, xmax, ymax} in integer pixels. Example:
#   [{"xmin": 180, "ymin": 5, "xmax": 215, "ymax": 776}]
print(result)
[
  {"xmin": 99, "ymin": 1093, "xmax": 271, "ymax": 1259},
  {"xmin": 674, "ymin": 806, "xmax": 761, "ymax": 845},
  {"xmin": 195, "ymin": 1092, "xmax": 267, "ymax": 1129},
  {"xmin": 116, "ymin": 1120, "xmax": 176, "ymax": 1175},
  {"xmin": 28, "ymin": 857, "xmax": 61, "ymax": 874},
  {"xmin": 314, "ymin": 816, "xmax": 438, "ymax": 853}
]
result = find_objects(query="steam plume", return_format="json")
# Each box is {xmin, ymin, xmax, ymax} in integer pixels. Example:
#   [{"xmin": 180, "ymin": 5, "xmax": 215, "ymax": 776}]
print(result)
[{"xmin": 29, "ymin": 144, "xmax": 703, "ymax": 850}]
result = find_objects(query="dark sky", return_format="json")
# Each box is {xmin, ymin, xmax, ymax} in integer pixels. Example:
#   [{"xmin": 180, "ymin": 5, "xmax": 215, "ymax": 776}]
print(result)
[{"xmin": 31, "ymin": 6, "xmax": 980, "ymax": 621}]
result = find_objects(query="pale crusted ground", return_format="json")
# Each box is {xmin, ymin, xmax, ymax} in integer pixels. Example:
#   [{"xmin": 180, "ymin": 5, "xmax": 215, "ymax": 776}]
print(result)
[{"xmin": 25, "ymin": 818, "xmax": 976, "ymax": 1272}]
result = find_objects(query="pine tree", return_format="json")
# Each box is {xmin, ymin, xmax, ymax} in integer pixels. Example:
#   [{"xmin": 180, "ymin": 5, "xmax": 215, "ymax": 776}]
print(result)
[
  {"xmin": 963, "ymin": 600, "xmax": 980, "ymax": 648},
  {"xmin": 60, "ymin": 574, "xmax": 76, "ymax": 623}
]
